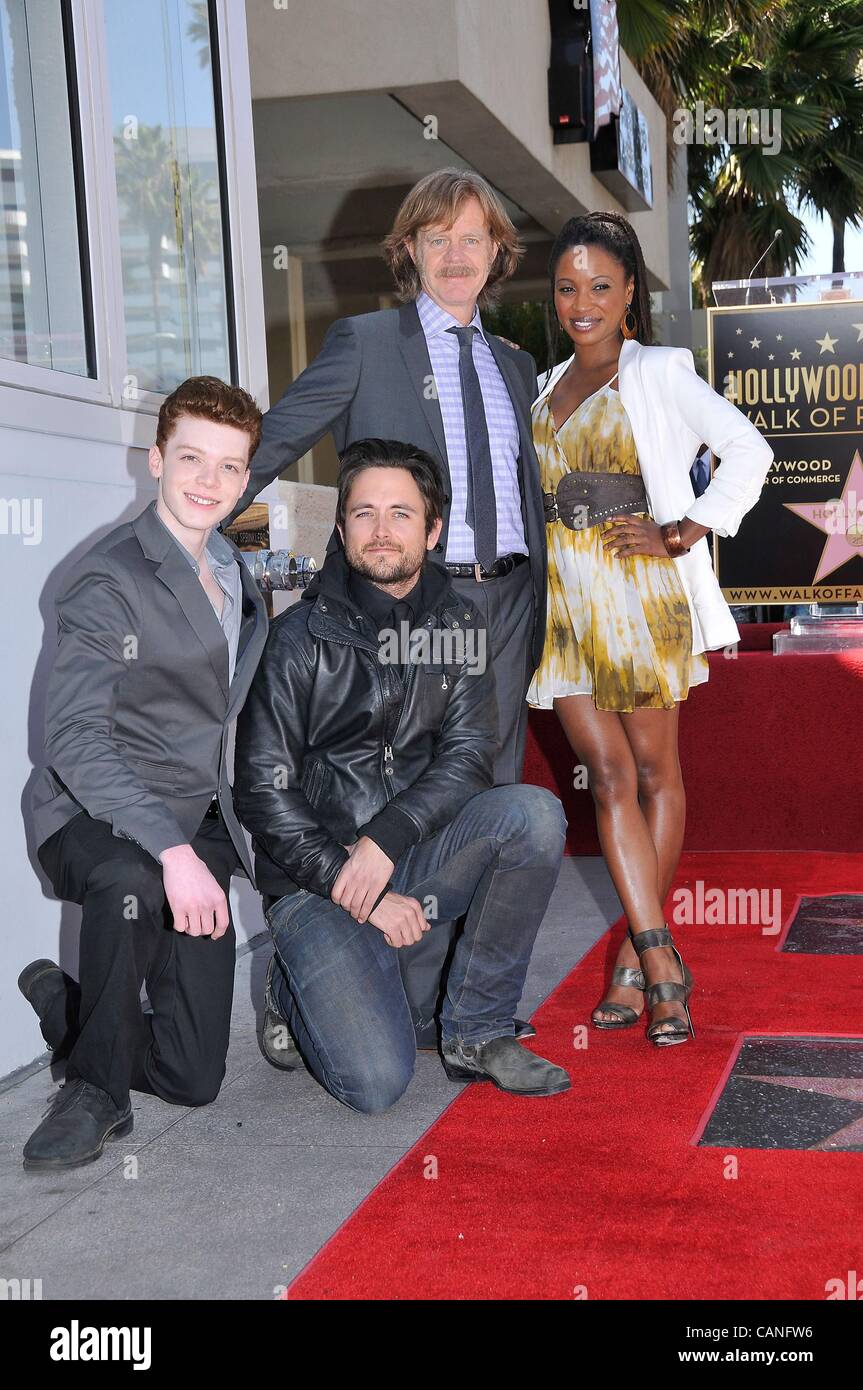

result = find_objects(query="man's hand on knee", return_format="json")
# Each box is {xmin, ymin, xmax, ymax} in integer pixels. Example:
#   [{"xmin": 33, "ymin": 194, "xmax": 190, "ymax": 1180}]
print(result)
[
  {"xmin": 331, "ymin": 836, "xmax": 395, "ymax": 923},
  {"xmin": 159, "ymin": 844, "xmax": 230, "ymax": 939},
  {"xmin": 368, "ymin": 893, "xmax": 429, "ymax": 949}
]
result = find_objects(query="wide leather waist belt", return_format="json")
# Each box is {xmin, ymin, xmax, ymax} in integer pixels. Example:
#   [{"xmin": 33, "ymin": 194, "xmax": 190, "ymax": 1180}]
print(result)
[
  {"xmin": 445, "ymin": 552, "xmax": 529, "ymax": 581},
  {"xmin": 543, "ymin": 470, "xmax": 648, "ymax": 530}
]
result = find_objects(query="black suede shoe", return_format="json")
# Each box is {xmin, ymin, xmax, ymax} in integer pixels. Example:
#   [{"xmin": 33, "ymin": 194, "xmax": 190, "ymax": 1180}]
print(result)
[
  {"xmin": 416, "ymin": 1016, "xmax": 537, "ymax": 1052},
  {"xmin": 23, "ymin": 1079, "xmax": 133, "ymax": 1172},
  {"xmin": 441, "ymin": 1036, "xmax": 570, "ymax": 1096},
  {"xmin": 260, "ymin": 956, "xmax": 299, "ymax": 1071},
  {"xmin": 18, "ymin": 958, "xmax": 78, "ymax": 1052}
]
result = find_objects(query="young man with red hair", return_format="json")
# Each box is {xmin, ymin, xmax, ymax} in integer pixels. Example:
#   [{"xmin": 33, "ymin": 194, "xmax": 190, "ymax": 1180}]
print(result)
[{"xmin": 21, "ymin": 377, "xmax": 268, "ymax": 1171}]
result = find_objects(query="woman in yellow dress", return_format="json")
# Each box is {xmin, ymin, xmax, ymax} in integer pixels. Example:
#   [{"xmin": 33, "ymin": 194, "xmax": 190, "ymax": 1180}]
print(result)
[{"xmin": 527, "ymin": 211, "xmax": 770, "ymax": 1046}]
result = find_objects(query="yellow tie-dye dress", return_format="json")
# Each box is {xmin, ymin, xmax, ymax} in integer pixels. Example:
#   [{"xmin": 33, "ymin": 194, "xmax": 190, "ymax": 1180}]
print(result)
[{"xmin": 526, "ymin": 381, "xmax": 710, "ymax": 713}]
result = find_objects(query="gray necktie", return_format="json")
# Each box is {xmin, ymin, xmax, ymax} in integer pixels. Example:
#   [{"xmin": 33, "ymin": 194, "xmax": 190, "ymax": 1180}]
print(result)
[{"xmin": 448, "ymin": 324, "xmax": 497, "ymax": 570}]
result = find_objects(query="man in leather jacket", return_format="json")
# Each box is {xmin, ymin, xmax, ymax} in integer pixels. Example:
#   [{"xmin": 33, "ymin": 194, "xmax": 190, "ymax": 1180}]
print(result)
[{"xmin": 234, "ymin": 439, "xmax": 569, "ymax": 1110}]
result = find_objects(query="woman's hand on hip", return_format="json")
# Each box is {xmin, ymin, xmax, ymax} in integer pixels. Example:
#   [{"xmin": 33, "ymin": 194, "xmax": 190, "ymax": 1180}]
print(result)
[{"xmin": 602, "ymin": 514, "xmax": 669, "ymax": 559}]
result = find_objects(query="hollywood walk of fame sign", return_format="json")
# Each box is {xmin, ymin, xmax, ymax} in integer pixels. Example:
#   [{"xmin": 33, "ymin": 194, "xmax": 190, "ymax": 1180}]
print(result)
[{"xmin": 707, "ymin": 299, "xmax": 863, "ymax": 604}]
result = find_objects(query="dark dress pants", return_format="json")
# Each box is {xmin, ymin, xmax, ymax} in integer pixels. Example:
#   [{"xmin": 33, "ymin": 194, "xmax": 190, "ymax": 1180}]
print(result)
[{"xmin": 37, "ymin": 809, "xmax": 240, "ymax": 1110}]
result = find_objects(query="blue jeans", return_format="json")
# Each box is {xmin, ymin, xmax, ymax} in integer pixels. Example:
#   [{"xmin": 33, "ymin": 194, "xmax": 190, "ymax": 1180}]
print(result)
[{"xmin": 265, "ymin": 784, "xmax": 566, "ymax": 1113}]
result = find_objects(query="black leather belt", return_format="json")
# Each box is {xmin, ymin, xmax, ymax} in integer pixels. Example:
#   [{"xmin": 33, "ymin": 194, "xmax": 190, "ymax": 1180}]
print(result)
[{"xmin": 445, "ymin": 553, "xmax": 528, "ymax": 581}]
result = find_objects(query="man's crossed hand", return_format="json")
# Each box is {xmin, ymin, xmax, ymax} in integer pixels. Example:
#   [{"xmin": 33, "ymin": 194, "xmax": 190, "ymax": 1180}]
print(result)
[{"xmin": 332, "ymin": 836, "xmax": 429, "ymax": 948}]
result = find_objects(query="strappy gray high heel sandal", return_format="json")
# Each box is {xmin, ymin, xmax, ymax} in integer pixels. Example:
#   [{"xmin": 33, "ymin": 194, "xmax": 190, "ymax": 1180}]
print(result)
[
  {"xmin": 591, "ymin": 928, "xmax": 646, "ymax": 1029},
  {"xmin": 630, "ymin": 925, "xmax": 695, "ymax": 1046}
]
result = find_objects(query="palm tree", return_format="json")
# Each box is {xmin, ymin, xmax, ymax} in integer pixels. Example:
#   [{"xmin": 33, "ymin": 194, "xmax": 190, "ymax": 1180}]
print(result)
[
  {"xmin": 778, "ymin": 1, "xmax": 863, "ymax": 271},
  {"xmin": 616, "ymin": 0, "xmax": 863, "ymax": 292},
  {"xmin": 616, "ymin": 0, "xmax": 774, "ymax": 171},
  {"xmin": 685, "ymin": 37, "xmax": 822, "ymax": 295}
]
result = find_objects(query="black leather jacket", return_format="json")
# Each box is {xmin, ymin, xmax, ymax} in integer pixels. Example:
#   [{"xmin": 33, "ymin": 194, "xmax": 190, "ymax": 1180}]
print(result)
[{"xmin": 233, "ymin": 544, "xmax": 498, "ymax": 901}]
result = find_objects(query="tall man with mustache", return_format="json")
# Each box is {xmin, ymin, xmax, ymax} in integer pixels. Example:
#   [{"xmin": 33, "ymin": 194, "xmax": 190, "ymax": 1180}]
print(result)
[{"xmin": 225, "ymin": 169, "xmax": 548, "ymax": 1046}]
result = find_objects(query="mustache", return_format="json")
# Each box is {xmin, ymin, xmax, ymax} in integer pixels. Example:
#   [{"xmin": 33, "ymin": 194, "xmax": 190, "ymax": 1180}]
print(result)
[{"xmin": 437, "ymin": 266, "xmax": 476, "ymax": 277}]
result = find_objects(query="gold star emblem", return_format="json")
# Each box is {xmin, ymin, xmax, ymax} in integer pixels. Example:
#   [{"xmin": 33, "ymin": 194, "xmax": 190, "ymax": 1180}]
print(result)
[
  {"xmin": 817, "ymin": 332, "xmax": 838, "ymax": 354},
  {"xmin": 853, "ymin": 323, "xmax": 863, "ymax": 342},
  {"xmin": 790, "ymin": 348, "xmax": 801, "ymax": 360},
  {"xmin": 750, "ymin": 337, "xmax": 761, "ymax": 349},
  {"xmin": 736, "ymin": 327, "xmax": 743, "ymax": 335},
  {"xmin": 768, "ymin": 353, "xmax": 775, "ymax": 360},
  {"xmin": 776, "ymin": 334, "xmax": 783, "ymax": 341}
]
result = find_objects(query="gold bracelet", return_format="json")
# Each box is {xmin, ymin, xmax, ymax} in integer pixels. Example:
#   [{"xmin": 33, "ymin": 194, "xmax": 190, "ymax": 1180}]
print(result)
[{"xmin": 660, "ymin": 520, "xmax": 690, "ymax": 557}]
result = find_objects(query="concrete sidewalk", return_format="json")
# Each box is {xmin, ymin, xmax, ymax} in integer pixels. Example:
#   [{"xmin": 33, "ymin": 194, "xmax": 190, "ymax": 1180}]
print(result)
[{"xmin": 0, "ymin": 858, "xmax": 619, "ymax": 1301}]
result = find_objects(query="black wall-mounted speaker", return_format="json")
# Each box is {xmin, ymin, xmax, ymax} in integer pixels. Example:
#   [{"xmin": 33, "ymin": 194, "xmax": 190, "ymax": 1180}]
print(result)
[{"xmin": 547, "ymin": 0, "xmax": 593, "ymax": 144}]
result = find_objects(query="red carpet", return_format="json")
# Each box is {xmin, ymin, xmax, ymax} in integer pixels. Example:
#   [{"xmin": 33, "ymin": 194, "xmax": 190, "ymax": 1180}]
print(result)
[
  {"xmin": 524, "ymin": 636, "xmax": 863, "ymax": 853},
  {"xmin": 288, "ymin": 852, "xmax": 863, "ymax": 1301}
]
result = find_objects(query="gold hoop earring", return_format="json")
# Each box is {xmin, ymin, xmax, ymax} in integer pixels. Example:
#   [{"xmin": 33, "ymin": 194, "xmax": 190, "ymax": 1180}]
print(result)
[{"xmin": 621, "ymin": 304, "xmax": 638, "ymax": 340}]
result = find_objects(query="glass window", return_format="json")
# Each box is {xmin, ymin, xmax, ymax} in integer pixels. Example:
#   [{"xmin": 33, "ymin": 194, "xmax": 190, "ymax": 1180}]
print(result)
[
  {"xmin": 103, "ymin": 0, "xmax": 234, "ymax": 397},
  {"xmin": 0, "ymin": 1, "xmax": 92, "ymax": 376}
]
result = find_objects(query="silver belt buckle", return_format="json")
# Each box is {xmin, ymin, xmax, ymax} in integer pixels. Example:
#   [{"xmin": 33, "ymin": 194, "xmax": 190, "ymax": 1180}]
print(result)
[{"xmin": 473, "ymin": 562, "xmax": 484, "ymax": 582}]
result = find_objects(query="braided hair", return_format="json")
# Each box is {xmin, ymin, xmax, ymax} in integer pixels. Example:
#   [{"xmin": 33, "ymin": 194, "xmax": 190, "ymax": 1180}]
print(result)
[{"xmin": 543, "ymin": 210, "xmax": 653, "ymax": 376}]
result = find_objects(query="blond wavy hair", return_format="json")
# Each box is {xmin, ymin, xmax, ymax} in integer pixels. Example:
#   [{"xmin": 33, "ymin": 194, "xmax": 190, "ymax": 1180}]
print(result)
[{"xmin": 382, "ymin": 168, "xmax": 524, "ymax": 308}]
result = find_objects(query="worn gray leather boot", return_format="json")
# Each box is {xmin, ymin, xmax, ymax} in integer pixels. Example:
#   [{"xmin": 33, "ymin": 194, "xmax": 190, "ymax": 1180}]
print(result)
[
  {"xmin": 441, "ymin": 1035, "xmax": 570, "ymax": 1096},
  {"xmin": 260, "ymin": 955, "xmax": 299, "ymax": 1071}
]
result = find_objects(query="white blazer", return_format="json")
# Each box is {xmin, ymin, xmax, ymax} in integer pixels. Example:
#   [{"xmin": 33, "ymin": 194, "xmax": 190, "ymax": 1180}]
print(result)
[{"xmin": 533, "ymin": 338, "xmax": 774, "ymax": 654}]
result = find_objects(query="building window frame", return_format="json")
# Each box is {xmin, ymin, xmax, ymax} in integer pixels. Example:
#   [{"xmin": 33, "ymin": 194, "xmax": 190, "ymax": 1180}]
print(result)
[
  {"xmin": 0, "ymin": 0, "xmax": 108, "ymax": 402},
  {"xmin": 0, "ymin": 0, "xmax": 261, "ymax": 418}
]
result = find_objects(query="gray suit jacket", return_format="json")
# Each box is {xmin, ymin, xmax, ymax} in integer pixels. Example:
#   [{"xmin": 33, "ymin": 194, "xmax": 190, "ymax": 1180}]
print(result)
[
  {"xmin": 30, "ymin": 501, "xmax": 268, "ymax": 881},
  {"xmin": 227, "ymin": 300, "xmax": 548, "ymax": 670}
]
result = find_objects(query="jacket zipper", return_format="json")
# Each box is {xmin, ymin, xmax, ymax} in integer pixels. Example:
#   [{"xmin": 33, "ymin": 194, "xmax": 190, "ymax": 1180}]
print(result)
[
  {"xmin": 316, "ymin": 616, "xmax": 400, "ymax": 797},
  {"xmin": 376, "ymin": 658, "xmax": 414, "ymax": 796},
  {"xmin": 377, "ymin": 650, "xmax": 425, "ymax": 795},
  {"xmin": 318, "ymin": 604, "xmax": 459, "ymax": 796}
]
